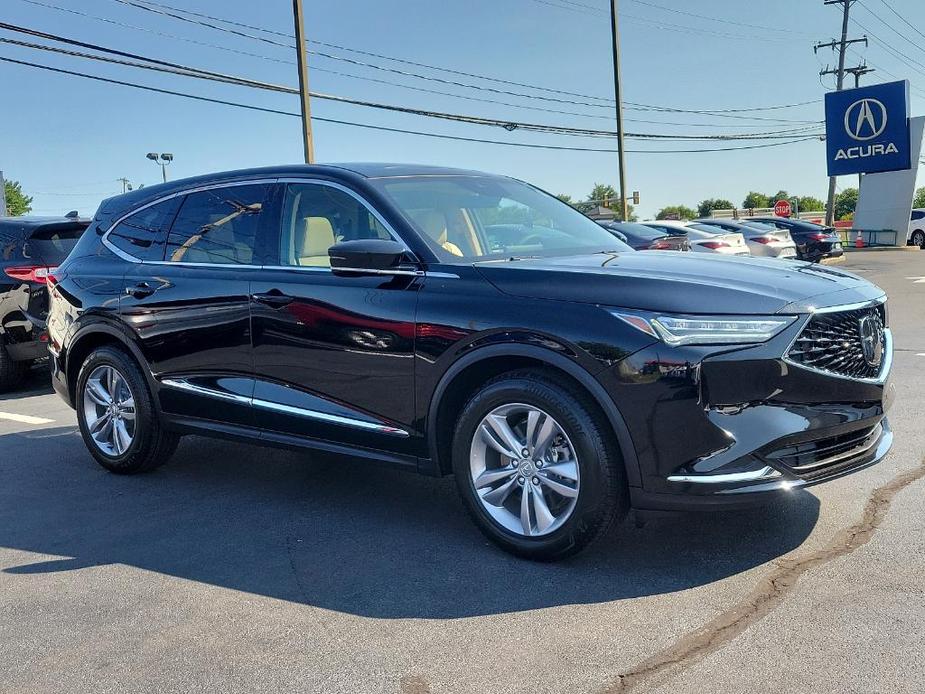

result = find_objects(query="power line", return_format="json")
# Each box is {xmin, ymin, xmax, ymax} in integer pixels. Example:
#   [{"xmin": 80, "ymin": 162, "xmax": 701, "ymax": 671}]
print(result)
[
  {"xmin": 627, "ymin": 0, "xmax": 816, "ymax": 36},
  {"xmin": 0, "ymin": 53, "xmax": 822, "ymax": 154},
  {"xmin": 107, "ymin": 0, "xmax": 821, "ymax": 121},
  {"xmin": 0, "ymin": 23, "xmax": 824, "ymax": 141},
  {"xmin": 869, "ymin": 0, "xmax": 925, "ymax": 44}
]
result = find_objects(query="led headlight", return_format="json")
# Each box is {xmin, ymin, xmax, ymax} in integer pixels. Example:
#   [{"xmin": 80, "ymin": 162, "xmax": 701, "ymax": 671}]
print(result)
[{"xmin": 612, "ymin": 311, "xmax": 795, "ymax": 346}]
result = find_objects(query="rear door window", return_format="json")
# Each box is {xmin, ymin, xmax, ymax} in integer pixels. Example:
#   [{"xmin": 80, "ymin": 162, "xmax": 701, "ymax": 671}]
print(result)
[
  {"xmin": 108, "ymin": 198, "xmax": 181, "ymax": 261},
  {"xmin": 165, "ymin": 184, "xmax": 269, "ymax": 265}
]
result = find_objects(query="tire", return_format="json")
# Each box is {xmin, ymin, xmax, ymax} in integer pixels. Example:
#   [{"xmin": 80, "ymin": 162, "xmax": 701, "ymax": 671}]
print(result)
[
  {"xmin": 75, "ymin": 346, "xmax": 178, "ymax": 474},
  {"xmin": 912, "ymin": 230, "xmax": 925, "ymax": 249},
  {"xmin": 451, "ymin": 369, "xmax": 627, "ymax": 561},
  {"xmin": 0, "ymin": 344, "xmax": 29, "ymax": 393}
]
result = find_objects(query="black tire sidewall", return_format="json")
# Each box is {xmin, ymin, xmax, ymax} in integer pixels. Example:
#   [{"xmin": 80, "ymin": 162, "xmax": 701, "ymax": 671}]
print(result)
[
  {"xmin": 75, "ymin": 347, "xmax": 156, "ymax": 472},
  {"xmin": 452, "ymin": 374, "xmax": 623, "ymax": 559}
]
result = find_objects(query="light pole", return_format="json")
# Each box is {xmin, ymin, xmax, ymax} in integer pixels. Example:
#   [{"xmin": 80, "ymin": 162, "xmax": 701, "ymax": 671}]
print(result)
[{"xmin": 146, "ymin": 152, "xmax": 173, "ymax": 183}]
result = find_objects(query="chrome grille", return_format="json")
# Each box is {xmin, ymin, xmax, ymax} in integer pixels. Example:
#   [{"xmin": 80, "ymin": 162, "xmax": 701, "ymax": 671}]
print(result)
[{"xmin": 787, "ymin": 304, "xmax": 886, "ymax": 379}]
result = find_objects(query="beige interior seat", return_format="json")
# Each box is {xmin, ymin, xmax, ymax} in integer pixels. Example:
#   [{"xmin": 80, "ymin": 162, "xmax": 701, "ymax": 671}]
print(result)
[
  {"xmin": 295, "ymin": 216, "xmax": 337, "ymax": 266},
  {"xmin": 410, "ymin": 210, "xmax": 464, "ymax": 256}
]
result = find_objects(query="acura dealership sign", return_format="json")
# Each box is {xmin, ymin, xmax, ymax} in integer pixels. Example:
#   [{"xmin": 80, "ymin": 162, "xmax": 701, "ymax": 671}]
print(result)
[{"xmin": 825, "ymin": 80, "xmax": 911, "ymax": 176}]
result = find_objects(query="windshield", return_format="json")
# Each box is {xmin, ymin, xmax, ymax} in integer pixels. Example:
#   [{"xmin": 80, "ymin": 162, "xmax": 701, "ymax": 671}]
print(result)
[{"xmin": 372, "ymin": 175, "xmax": 632, "ymax": 261}]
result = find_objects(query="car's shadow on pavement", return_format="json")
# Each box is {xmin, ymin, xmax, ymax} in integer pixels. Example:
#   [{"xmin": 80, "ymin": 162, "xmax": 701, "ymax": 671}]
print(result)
[
  {"xmin": 0, "ymin": 426, "xmax": 820, "ymax": 619},
  {"xmin": 0, "ymin": 365, "xmax": 53, "ymax": 401}
]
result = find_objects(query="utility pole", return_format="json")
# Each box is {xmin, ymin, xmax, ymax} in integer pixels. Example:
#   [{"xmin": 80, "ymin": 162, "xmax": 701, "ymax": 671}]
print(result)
[
  {"xmin": 292, "ymin": 0, "xmax": 315, "ymax": 164},
  {"xmin": 609, "ymin": 0, "xmax": 628, "ymax": 222},
  {"xmin": 0, "ymin": 170, "xmax": 6, "ymax": 216},
  {"xmin": 118, "ymin": 177, "xmax": 132, "ymax": 194},
  {"xmin": 815, "ymin": 0, "xmax": 865, "ymax": 226}
]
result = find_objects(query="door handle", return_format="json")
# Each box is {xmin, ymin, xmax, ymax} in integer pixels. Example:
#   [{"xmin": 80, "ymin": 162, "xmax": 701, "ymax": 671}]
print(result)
[
  {"xmin": 125, "ymin": 282, "xmax": 154, "ymax": 299},
  {"xmin": 251, "ymin": 291, "xmax": 294, "ymax": 308}
]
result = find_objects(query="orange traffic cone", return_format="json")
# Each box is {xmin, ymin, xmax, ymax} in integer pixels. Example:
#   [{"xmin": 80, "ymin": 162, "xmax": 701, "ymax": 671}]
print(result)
[{"xmin": 855, "ymin": 233, "xmax": 864, "ymax": 248}]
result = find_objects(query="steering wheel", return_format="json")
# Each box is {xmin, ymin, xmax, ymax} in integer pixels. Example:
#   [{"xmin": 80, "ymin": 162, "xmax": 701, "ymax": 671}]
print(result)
[{"xmin": 520, "ymin": 234, "xmax": 544, "ymax": 246}]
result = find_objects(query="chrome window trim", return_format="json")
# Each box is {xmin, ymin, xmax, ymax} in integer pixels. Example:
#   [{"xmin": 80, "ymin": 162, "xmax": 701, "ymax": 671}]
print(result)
[
  {"xmin": 782, "ymin": 296, "xmax": 892, "ymax": 385},
  {"xmin": 101, "ymin": 178, "xmax": 280, "ymax": 265},
  {"xmin": 160, "ymin": 377, "xmax": 409, "ymax": 437},
  {"xmin": 275, "ymin": 176, "xmax": 411, "ymax": 251}
]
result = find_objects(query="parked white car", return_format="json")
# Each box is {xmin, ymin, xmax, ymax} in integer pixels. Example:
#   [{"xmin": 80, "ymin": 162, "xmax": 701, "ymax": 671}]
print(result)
[
  {"xmin": 642, "ymin": 220, "xmax": 750, "ymax": 256},
  {"xmin": 694, "ymin": 218, "xmax": 797, "ymax": 258},
  {"xmin": 909, "ymin": 208, "xmax": 925, "ymax": 248}
]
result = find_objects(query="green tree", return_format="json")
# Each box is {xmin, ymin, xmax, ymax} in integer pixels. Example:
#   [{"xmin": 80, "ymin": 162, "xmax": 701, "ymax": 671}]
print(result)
[
  {"xmin": 697, "ymin": 198, "xmax": 735, "ymax": 218},
  {"xmin": 913, "ymin": 187, "xmax": 925, "ymax": 208},
  {"xmin": 555, "ymin": 193, "xmax": 574, "ymax": 205},
  {"xmin": 796, "ymin": 196, "xmax": 825, "ymax": 212},
  {"xmin": 766, "ymin": 190, "xmax": 790, "ymax": 205},
  {"xmin": 3, "ymin": 179, "xmax": 32, "ymax": 216},
  {"xmin": 656, "ymin": 205, "xmax": 696, "ymax": 221},
  {"xmin": 834, "ymin": 188, "xmax": 859, "ymax": 221},
  {"xmin": 587, "ymin": 183, "xmax": 617, "ymax": 205},
  {"xmin": 742, "ymin": 191, "xmax": 769, "ymax": 210}
]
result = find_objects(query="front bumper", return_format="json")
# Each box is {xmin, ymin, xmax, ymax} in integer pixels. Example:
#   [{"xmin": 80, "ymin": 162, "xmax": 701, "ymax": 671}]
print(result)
[{"xmin": 603, "ymin": 303, "xmax": 894, "ymax": 512}]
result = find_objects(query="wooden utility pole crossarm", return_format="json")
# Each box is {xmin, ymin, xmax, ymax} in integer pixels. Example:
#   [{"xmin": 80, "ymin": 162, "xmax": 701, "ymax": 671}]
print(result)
[{"xmin": 292, "ymin": 0, "xmax": 315, "ymax": 164}]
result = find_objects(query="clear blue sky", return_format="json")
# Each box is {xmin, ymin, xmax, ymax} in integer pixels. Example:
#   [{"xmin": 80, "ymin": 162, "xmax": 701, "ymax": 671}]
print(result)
[{"xmin": 3, "ymin": 0, "xmax": 925, "ymax": 218}]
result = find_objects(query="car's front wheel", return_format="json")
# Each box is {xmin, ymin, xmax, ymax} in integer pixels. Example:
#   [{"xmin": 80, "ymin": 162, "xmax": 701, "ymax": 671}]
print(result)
[
  {"xmin": 912, "ymin": 230, "xmax": 925, "ymax": 248},
  {"xmin": 0, "ymin": 344, "xmax": 29, "ymax": 393},
  {"xmin": 76, "ymin": 346, "xmax": 178, "ymax": 474},
  {"xmin": 452, "ymin": 370, "xmax": 627, "ymax": 560}
]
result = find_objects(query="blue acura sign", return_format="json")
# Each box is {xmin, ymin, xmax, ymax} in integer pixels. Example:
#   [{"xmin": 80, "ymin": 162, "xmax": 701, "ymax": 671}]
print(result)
[{"xmin": 824, "ymin": 80, "xmax": 911, "ymax": 176}]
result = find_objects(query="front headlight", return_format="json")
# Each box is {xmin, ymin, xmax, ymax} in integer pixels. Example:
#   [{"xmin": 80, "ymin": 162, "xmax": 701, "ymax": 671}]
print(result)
[{"xmin": 611, "ymin": 311, "xmax": 795, "ymax": 346}]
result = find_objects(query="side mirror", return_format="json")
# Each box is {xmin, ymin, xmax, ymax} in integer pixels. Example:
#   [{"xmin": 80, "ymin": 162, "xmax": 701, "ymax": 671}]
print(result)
[{"xmin": 328, "ymin": 239, "xmax": 419, "ymax": 276}]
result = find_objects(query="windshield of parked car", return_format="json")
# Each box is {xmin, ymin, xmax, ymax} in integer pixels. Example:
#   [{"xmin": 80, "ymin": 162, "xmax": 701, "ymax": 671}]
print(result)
[{"xmin": 372, "ymin": 175, "xmax": 632, "ymax": 261}]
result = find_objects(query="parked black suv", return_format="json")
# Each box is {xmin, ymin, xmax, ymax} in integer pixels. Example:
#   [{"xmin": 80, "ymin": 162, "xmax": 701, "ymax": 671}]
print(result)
[
  {"xmin": 744, "ymin": 216, "xmax": 844, "ymax": 261},
  {"xmin": 48, "ymin": 165, "xmax": 893, "ymax": 559},
  {"xmin": 0, "ymin": 215, "xmax": 89, "ymax": 391}
]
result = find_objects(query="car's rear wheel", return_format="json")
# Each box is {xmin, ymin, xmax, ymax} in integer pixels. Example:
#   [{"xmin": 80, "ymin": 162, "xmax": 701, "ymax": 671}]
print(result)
[
  {"xmin": 0, "ymin": 344, "xmax": 29, "ymax": 393},
  {"xmin": 912, "ymin": 230, "xmax": 925, "ymax": 248},
  {"xmin": 452, "ymin": 370, "xmax": 627, "ymax": 560},
  {"xmin": 76, "ymin": 346, "xmax": 178, "ymax": 474}
]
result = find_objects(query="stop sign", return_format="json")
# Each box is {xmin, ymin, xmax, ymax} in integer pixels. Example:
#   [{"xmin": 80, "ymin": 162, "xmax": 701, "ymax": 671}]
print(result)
[{"xmin": 774, "ymin": 199, "xmax": 792, "ymax": 217}]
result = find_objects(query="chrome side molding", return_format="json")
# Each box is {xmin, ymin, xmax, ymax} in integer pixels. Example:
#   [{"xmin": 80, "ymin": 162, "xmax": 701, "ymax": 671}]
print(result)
[{"xmin": 160, "ymin": 377, "xmax": 409, "ymax": 437}]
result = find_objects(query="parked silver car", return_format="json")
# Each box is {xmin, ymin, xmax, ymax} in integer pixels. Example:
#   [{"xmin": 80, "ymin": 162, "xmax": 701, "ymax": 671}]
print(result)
[
  {"xmin": 694, "ymin": 219, "xmax": 797, "ymax": 258},
  {"xmin": 643, "ymin": 220, "xmax": 750, "ymax": 256}
]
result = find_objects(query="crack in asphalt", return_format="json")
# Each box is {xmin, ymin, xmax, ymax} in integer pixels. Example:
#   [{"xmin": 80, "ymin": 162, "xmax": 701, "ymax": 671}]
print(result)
[{"xmin": 602, "ymin": 456, "xmax": 925, "ymax": 693}]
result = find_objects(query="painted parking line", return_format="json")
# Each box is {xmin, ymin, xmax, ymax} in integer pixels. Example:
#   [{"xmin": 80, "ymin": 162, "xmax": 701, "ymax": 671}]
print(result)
[
  {"xmin": 0, "ymin": 412, "xmax": 55, "ymax": 425},
  {"xmin": 906, "ymin": 276, "xmax": 925, "ymax": 283}
]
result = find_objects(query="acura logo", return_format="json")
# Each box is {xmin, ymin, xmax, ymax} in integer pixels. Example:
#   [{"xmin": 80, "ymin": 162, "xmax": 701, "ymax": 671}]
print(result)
[
  {"xmin": 844, "ymin": 98, "xmax": 888, "ymax": 141},
  {"xmin": 858, "ymin": 315, "xmax": 884, "ymax": 368}
]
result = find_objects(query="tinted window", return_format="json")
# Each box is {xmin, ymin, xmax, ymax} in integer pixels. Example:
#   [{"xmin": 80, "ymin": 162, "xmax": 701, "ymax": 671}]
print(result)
[
  {"xmin": 24, "ymin": 223, "xmax": 88, "ymax": 263},
  {"xmin": 688, "ymin": 223, "xmax": 729, "ymax": 234},
  {"xmin": 912, "ymin": 210, "xmax": 925, "ymax": 221},
  {"xmin": 608, "ymin": 222, "xmax": 665, "ymax": 240},
  {"xmin": 278, "ymin": 183, "xmax": 392, "ymax": 267},
  {"xmin": 166, "ymin": 185, "xmax": 268, "ymax": 265},
  {"xmin": 108, "ymin": 198, "xmax": 181, "ymax": 261}
]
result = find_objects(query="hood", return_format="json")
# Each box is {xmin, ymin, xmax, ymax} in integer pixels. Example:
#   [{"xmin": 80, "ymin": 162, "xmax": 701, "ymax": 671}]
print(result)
[{"xmin": 475, "ymin": 251, "xmax": 883, "ymax": 315}]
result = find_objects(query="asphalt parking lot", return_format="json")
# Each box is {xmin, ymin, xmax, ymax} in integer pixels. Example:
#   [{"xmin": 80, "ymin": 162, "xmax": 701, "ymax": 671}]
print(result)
[{"xmin": 0, "ymin": 251, "xmax": 923, "ymax": 694}]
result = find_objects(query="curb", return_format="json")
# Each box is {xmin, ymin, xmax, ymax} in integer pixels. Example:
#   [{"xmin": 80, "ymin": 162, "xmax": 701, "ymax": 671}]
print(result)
[{"xmin": 843, "ymin": 246, "xmax": 921, "ymax": 253}]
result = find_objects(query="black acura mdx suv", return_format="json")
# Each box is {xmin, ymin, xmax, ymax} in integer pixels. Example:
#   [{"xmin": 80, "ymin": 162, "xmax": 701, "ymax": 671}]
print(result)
[{"xmin": 48, "ymin": 164, "xmax": 893, "ymax": 559}]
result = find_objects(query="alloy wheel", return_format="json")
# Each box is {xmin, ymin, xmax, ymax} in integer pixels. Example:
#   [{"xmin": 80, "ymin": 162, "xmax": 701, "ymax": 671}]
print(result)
[
  {"xmin": 82, "ymin": 365, "xmax": 136, "ymax": 456},
  {"xmin": 469, "ymin": 403, "xmax": 580, "ymax": 537},
  {"xmin": 914, "ymin": 231, "xmax": 925, "ymax": 248}
]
